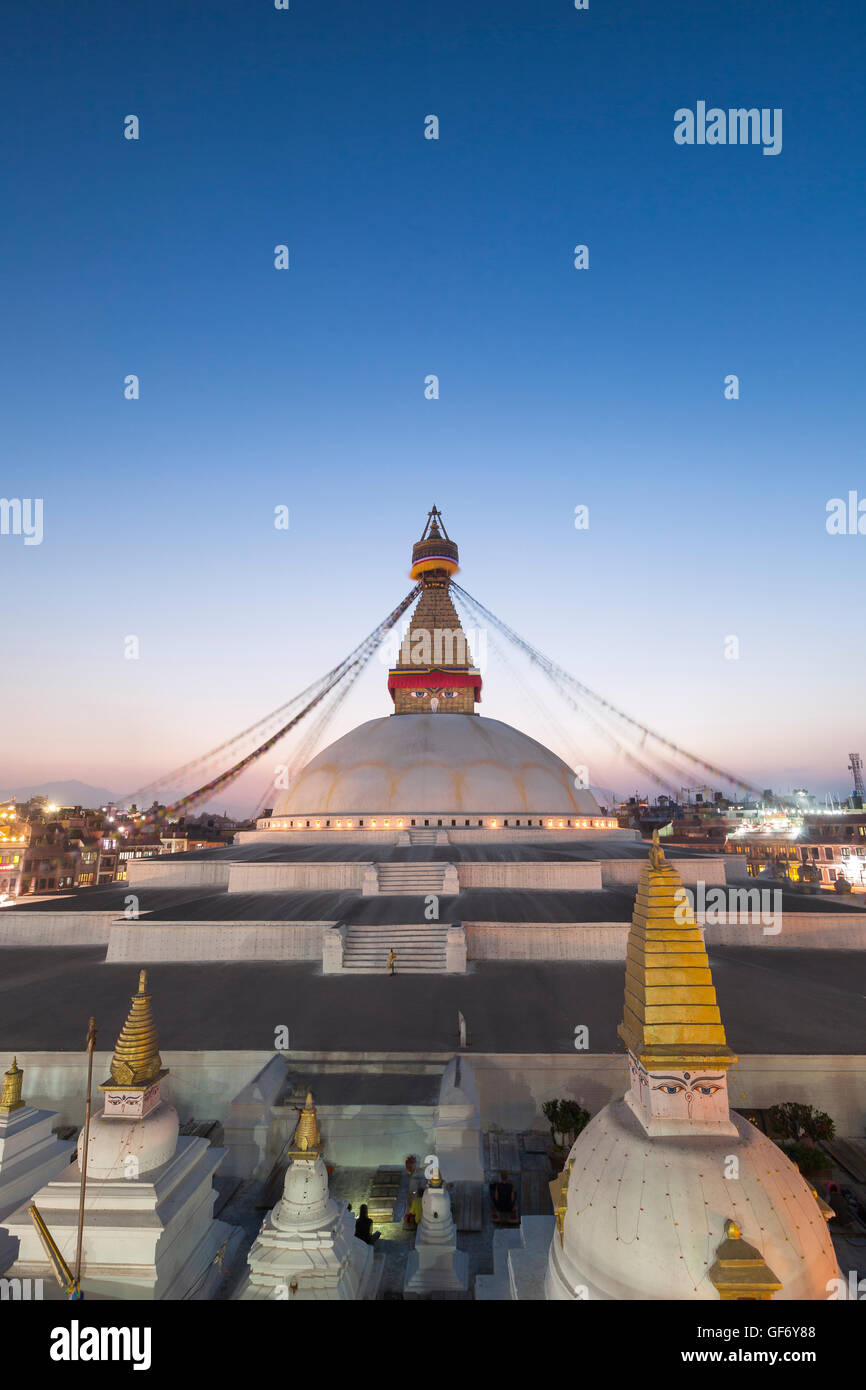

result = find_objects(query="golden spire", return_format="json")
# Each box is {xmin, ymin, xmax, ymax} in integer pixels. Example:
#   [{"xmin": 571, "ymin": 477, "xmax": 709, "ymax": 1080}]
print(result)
[
  {"xmin": 0, "ymin": 1057, "xmax": 24, "ymax": 1114},
  {"xmin": 289, "ymin": 1090, "xmax": 322, "ymax": 1158},
  {"xmin": 618, "ymin": 831, "xmax": 735, "ymax": 1071},
  {"xmin": 103, "ymin": 969, "xmax": 163, "ymax": 1089}
]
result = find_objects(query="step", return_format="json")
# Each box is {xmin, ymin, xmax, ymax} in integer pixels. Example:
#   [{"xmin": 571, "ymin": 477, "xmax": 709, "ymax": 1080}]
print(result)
[
  {"xmin": 374, "ymin": 861, "xmax": 457, "ymax": 894},
  {"xmin": 342, "ymin": 923, "xmax": 450, "ymax": 973}
]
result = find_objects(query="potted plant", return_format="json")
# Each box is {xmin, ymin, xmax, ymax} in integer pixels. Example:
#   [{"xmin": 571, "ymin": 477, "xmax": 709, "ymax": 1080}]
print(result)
[
  {"xmin": 768, "ymin": 1102, "xmax": 836, "ymax": 1183},
  {"xmin": 543, "ymin": 1099, "xmax": 591, "ymax": 1170}
]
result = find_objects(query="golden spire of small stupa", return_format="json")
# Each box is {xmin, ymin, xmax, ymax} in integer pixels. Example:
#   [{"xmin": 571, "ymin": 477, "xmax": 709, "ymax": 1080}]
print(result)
[
  {"xmin": 289, "ymin": 1090, "xmax": 322, "ymax": 1158},
  {"xmin": 104, "ymin": 969, "xmax": 163, "ymax": 1089},
  {"xmin": 618, "ymin": 831, "xmax": 735, "ymax": 1071},
  {"xmin": 0, "ymin": 1057, "xmax": 24, "ymax": 1114}
]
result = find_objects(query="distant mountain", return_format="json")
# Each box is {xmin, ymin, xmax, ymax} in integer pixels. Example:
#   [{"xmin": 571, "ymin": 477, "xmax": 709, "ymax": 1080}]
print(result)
[{"xmin": 0, "ymin": 780, "xmax": 122, "ymax": 809}]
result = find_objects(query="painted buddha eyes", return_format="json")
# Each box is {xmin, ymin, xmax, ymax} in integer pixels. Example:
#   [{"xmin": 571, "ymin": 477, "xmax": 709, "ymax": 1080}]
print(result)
[{"xmin": 652, "ymin": 1080, "xmax": 722, "ymax": 1097}]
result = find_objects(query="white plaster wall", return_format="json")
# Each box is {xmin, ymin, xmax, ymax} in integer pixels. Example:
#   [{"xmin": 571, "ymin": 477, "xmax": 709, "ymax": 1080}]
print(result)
[
  {"xmin": 466, "ymin": 917, "xmax": 866, "ymax": 960},
  {"xmin": 105, "ymin": 921, "xmax": 332, "ymax": 963},
  {"xmin": 457, "ymin": 862, "xmax": 603, "ymax": 891},
  {"xmin": 602, "ymin": 857, "xmax": 726, "ymax": 887},
  {"xmin": 226, "ymin": 862, "xmax": 370, "ymax": 893},
  {"xmin": 703, "ymin": 915, "xmax": 866, "ymax": 949},
  {"xmin": 272, "ymin": 1104, "xmax": 435, "ymax": 1166},
  {"xmin": 12, "ymin": 1051, "xmax": 866, "ymax": 1168},
  {"xmin": 0, "ymin": 912, "xmax": 114, "ymax": 946},
  {"xmin": 469, "ymin": 1053, "xmax": 866, "ymax": 1138},
  {"xmin": 125, "ymin": 859, "xmax": 233, "ymax": 889},
  {"xmin": 466, "ymin": 924, "xmax": 629, "ymax": 960}
]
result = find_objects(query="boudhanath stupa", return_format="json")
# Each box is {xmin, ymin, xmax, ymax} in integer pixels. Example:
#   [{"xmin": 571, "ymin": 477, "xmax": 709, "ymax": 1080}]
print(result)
[
  {"xmin": 0, "ymin": 507, "xmax": 860, "ymax": 1308},
  {"xmin": 480, "ymin": 833, "xmax": 843, "ymax": 1301}
]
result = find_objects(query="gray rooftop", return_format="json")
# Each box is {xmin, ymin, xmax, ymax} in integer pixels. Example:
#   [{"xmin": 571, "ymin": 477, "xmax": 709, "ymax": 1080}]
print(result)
[{"xmin": 0, "ymin": 947, "xmax": 863, "ymax": 1055}]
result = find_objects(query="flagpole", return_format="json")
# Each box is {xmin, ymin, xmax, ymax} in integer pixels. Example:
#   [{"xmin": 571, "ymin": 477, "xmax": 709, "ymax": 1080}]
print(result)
[{"xmin": 73, "ymin": 1016, "xmax": 97, "ymax": 1295}]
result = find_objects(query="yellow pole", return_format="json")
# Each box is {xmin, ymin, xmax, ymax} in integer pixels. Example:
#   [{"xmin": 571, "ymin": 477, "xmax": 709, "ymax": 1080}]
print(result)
[{"xmin": 28, "ymin": 1204, "xmax": 76, "ymax": 1295}]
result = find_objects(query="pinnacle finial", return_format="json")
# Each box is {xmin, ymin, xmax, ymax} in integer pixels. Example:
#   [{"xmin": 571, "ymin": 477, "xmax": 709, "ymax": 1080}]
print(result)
[
  {"xmin": 649, "ymin": 827, "xmax": 664, "ymax": 870},
  {"xmin": 290, "ymin": 1089, "xmax": 322, "ymax": 1158},
  {"xmin": 106, "ymin": 968, "xmax": 163, "ymax": 1088}
]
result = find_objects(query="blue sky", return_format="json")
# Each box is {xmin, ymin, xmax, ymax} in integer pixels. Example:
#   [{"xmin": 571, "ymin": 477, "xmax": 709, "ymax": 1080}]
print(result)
[{"xmin": 2, "ymin": 0, "xmax": 864, "ymax": 806}]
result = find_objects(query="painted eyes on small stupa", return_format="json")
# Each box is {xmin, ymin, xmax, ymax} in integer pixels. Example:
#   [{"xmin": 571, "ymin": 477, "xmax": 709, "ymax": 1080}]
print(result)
[
  {"xmin": 695, "ymin": 1084, "xmax": 721, "ymax": 1096},
  {"xmin": 653, "ymin": 1083, "xmax": 685, "ymax": 1095}
]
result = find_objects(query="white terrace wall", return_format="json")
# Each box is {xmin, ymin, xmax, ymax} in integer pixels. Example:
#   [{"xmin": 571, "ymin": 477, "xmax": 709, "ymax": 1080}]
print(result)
[
  {"xmin": 125, "ymin": 858, "xmax": 233, "ymax": 889},
  {"xmin": 466, "ymin": 924, "xmax": 630, "ymax": 960},
  {"xmin": 105, "ymin": 921, "xmax": 333, "ymax": 963},
  {"xmin": 456, "ymin": 862, "xmax": 602, "ymax": 891},
  {"xmin": 602, "ymin": 857, "xmax": 727, "ymax": 888},
  {"xmin": 0, "ymin": 910, "xmax": 115, "ymax": 947},
  {"xmin": 466, "ymin": 916, "xmax": 866, "ymax": 960},
  {"xmin": 225, "ymin": 862, "xmax": 370, "ymax": 893}
]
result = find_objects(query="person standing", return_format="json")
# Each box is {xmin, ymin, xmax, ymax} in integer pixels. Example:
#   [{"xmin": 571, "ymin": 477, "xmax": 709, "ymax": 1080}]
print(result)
[{"xmin": 387, "ymin": 948, "xmax": 397, "ymax": 976}]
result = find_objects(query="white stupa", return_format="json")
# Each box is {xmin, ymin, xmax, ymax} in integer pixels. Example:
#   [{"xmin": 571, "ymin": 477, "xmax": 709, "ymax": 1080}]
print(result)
[
  {"xmin": 3, "ymin": 970, "xmax": 240, "ymax": 1299},
  {"xmin": 0, "ymin": 1058, "xmax": 75, "ymax": 1270},
  {"xmin": 404, "ymin": 1164, "xmax": 468, "ymax": 1294},
  {"xmin": 238, "ymin": 1091, "xmax": 380, "ymax": 1300},
  {"xmin": 487, "ymin": 835, "xmax": 844, "ymax": 1302}
]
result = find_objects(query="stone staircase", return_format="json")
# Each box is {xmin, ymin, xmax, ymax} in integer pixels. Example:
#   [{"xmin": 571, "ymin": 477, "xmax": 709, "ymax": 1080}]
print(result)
[
  {"xmin": 396, "ymin": 828, "xmax": 450, "ymax": 846},
  {"xmin": 341, "ymin": 924, "xmax": 452, "ymax": 973},
  {"xmin": 374, "ymin": 862, "xmax": 458, "ymax": 894}
]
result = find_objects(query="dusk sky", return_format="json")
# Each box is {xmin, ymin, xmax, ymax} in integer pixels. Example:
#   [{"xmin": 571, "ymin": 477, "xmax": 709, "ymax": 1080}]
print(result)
[{"xmin": 2, "ymin": 0, "xmax": 863, "ymax": 808}]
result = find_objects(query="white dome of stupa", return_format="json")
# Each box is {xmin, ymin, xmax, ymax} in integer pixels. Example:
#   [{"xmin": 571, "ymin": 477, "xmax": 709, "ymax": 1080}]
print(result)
[
  {"xmin": 275, "ymin": 1155, "xmax": 338, "ymax": 1231},
  {"xmin": 546, "ymin": 1100, "xmax": 839, "ymax": 1300},
  {"xmin": 271, "ymin": 714, "xmax": 601, "ymax": 819}
]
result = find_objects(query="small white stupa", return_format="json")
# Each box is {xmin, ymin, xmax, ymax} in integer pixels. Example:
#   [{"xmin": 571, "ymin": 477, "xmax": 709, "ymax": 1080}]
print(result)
[
  {"xmin": 238, "ymin": 1091, "xmax": 380, "ymax": 1300},
  {"xmin": 3, "ymin": 970, "xmax": 239, "ymax": 1299},
  {"xmin": 0, "ymin": 1058, "xmax": 75, "ymax": 1270},
  {"xmin": 404, "ymin": 1163, "xmax": 468, "ymax": 1294}
]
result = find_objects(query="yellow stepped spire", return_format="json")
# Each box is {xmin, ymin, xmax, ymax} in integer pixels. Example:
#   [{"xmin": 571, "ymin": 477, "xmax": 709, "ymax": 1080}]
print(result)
[
  {"xmin": 0, "ymin": 1057, "xmax": 24, "ymax": 1114},
  {"xmin": 101, "ymin": 969, "xmax": 164, "ymax": 1091},
  {"xmin": 618, "ymin": 831, "xmax": 735, "ymax": 1071},
  {"xmin": 289, "ymin": 1090, "xmax": 322, "ymax": 1158}
]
